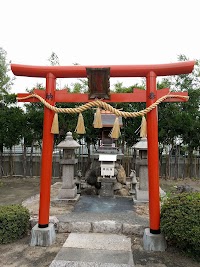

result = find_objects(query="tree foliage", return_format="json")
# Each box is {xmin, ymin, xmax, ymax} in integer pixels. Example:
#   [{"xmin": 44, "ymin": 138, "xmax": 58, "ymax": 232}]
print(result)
[
  {"xmin": 0, "ymin": 47, "xmax": 13, "ymax": 99},
  {"xmin": 158, "ymin": 55, "xmax": 200, "ymax": 152},
  {"xmin": 161, "ymin": 192, "xmax": 200, "ymax": 260},
  {"xmin": 0, "ymin": 105, "xmax": 24, "ymax": 149},
  {"xmin": 112, "ymin": 82, "xmax": 146, "ymax": 146}
]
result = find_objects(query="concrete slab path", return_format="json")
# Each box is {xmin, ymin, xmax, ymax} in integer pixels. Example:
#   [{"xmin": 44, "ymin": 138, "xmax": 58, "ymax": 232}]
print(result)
[{"xmin": 50, "ymin": 233, "xmax": 134, "ymax": 267}]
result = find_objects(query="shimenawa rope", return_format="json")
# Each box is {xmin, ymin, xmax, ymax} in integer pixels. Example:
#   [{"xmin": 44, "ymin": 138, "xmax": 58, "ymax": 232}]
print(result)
[{"xmin": 17, "ymin": 93, "xmax": 189, "ymax": 118}]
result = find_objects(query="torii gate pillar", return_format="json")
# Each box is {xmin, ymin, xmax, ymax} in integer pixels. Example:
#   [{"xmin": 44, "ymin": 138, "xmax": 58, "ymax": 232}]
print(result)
[
  {"xmin": 39, "ymin": 73, "xmax": 56, "ymax": 228},
  {"xmin": 146, "ymin": 71, "xmax": 160, "ymax": 233}
]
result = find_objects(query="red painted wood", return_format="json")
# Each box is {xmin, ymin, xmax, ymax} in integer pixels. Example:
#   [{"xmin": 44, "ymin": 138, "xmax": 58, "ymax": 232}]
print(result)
[
  {"xmin": 146, "ymin": 72, "xmax": 161, "ymax": 233},
  {"xmin": 17, "ymin": 88, "xmax": 188, "ymax": 103},
  {"xmin": 11, "ymin": 61, "xmax": 195, "ymax": 78},
  {"xmin": 38, "ymin": 74, "xmax": 56, "ymax": 227}
]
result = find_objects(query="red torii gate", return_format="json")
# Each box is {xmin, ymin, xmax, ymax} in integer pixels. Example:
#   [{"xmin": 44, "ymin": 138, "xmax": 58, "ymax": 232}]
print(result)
[{"xmin": 11, "ymin": 61, "xmax": 195, "ymax": 234}]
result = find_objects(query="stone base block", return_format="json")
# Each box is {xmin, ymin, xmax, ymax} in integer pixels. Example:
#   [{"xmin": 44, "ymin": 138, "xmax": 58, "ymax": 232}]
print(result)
[
  {"xmin": 51, "ymin": 194, "xmax": 80, "ymax": 206},
  {"xmin": 99, "ymin": 178, "xmax": 116, "ymax": 197},
  {"xmin": 30, "ymin": 223, "xmax": 56, "ymax": 247},
  {"xmin": 143, "ymin": 228, "xmax": 167, "ymax": 251},
  {"xmin": 92, "ymin": 220, "xmax": 122, "ymax": 234},
  {"xmin": 58, "ymin": 221, "xmax": 92, "ymax": 233},
  {"xmin": 122, "ymin": 223, "xmax": 145, "ymax": 236},
  {"xmin": 135, "ymin": 189, "xmax": 149, "ymax": 202},
  {"xmin": 58, "ymin": 187, "xmax": 77, "ymax": 199}
]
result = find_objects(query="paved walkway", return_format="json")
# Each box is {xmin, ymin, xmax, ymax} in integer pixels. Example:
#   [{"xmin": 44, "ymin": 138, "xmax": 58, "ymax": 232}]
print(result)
[
  {"xmin": 56, "ymin": 195, "xmax": 148, "ymax": 235},
  {"xmin": 50, "ymin": 233, "xmax": 134, "ymax": 267},
  {"xmin": 49, "ymin": 195, "xmax": 148, "ymax": 266}
]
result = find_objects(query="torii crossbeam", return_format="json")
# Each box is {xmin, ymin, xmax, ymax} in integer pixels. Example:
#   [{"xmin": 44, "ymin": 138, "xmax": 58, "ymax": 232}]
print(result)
[{"xmin": 11, "ymin": 61, "xmax": 195, "ymax": 235}]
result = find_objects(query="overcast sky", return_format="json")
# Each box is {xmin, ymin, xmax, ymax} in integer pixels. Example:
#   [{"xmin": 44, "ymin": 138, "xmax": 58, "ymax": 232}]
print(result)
[{"xmin": 1, "ymin": 0, "xmax": 199, "ymax": 93}]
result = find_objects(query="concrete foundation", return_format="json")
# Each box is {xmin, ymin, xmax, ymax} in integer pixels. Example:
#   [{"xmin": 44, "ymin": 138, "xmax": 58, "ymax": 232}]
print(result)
[
  {"xmin": 58, "ymin": 186, "xmax": 77, "ymax": 199},
  {"xmin": 51, "ymin": 194, "xmax": 80, "ymax": 206},
  {"xmin": 135, "ymin": 189, "xmax": 149, "ymax": 202},
  {"xmin": 143, "ymin": 228, "xmax": 167, "ymax": 251},
  {"xmin": 99, "ymin": 177, "xmax": 116, "ymax": 197},
  {"xmin": 30, "ymin": 223, "xmax": 56, "ymax": 247}
]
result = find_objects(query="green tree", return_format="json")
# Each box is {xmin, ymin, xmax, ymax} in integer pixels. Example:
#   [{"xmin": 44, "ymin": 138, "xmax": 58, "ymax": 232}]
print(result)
[
  {"xmin": 112, "ymin": 82, "xmax": 146, "ymax": 149},
  {"xmin": 21, "ymin": 85, "xmax": 45, "ymax": 177},
  {"xmin": 0, "ymin": 105, "xmax": 24, "ymax": 176},
  {"xmin": 167, "ymin": 54, "xmax": 200, "ymax": 92},
  {"xmin": 158, "ymin": 55, "xmax": 200, "ymax": 178},
  {"xmin": 0, "ymin": 47, "xmax": 13, "ymax": 99},
  {"xmin": 0, "ymin": 47, "xmax": 17, "ymax": 177},
  {"xmin": 178, "ymin": 88, "xmax": 200, "ymax": 177}
]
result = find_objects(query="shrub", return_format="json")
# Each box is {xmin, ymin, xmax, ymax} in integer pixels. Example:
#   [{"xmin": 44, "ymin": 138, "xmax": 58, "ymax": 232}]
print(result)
[
  {"xmin": 161, "ymin": 192, "xmax": 200, "ymax": 260},
  {"xmin": 0, "ymin": 204, "xmax": 30, "ymax": 244}
]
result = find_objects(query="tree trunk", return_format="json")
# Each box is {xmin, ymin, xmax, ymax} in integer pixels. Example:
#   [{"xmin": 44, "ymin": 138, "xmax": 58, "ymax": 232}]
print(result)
[
  {"xmin": 183, "ymin": 154, "xmax": 186, "ymax": 179},
  {"xmin": 169, "ymin": 143, "xmax": 174, "ymax": 179},
  {"xmin": 30, "ymin": 142, "xmax": 34, "ymax": 178},
  {"xmin": 188, "ymin": 147, "xmax": 193, "ymax": 178},
  {"xmin": 174, "ymin": 145, "xmax": 178, "ymax": 180},
  {"xmin": 22, "ymin": 143, "xmax": 27, "ymax": 178},
  {"xmin": 9, "ymin": 147, "xmax": 14, "ymax": 177},
  {"xmin": 0, "ymin": 144, "xmax": 4, "ymax": 178},
  {"xmin": 165, "ymin": 152, "xmax": 170, "ymax": 179}
]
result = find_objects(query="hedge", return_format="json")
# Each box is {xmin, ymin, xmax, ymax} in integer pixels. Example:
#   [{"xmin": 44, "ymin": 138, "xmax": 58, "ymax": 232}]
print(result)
[
  {"xmin": 161, "ymin": 192, "xmax": 200, "ymax": 260},
  {"xmin": 0, "ymin": 204, "xmax": 30, "ymax": 244}
]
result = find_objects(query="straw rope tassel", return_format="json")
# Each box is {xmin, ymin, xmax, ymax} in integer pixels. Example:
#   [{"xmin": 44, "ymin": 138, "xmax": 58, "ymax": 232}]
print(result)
[
  {"xmin": 140, "ymin": 116, "xmax": 147, "ymax": 138},
  {"xmin": 110, "ymin": 117, "xmax": 121, "ymax": 139},
  {"xmin": 93, "ymin": 107, "xmax": 103, "ymax": 128},
  {"xmin": 75, "ymin": 113, "xmax": 86, "ymax": 134},
  {"xmin": 51, "ymin": 113, "xmax": 59, "ymax": 134}
]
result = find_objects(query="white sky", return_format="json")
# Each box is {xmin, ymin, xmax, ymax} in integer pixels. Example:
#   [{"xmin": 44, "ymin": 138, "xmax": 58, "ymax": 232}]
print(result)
[{"xmin": 1, "ymin": 0, "xmax": 200, "ymax": 93}]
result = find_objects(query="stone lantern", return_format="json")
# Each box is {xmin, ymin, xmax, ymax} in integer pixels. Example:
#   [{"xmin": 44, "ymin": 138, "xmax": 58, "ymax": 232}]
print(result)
[
  {"xmin": 57, "ymin": 132, "xmax": 80, "ymax": 201},
  {"xmin": 132, "ymin": 137, "xmax": 148, "ymax": 202}
]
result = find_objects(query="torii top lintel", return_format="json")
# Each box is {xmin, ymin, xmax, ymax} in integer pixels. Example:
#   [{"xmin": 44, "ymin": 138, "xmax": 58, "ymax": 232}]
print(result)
[{"xmin": 11, "ymin": 61, "xmax": 195, "ymax": 78}]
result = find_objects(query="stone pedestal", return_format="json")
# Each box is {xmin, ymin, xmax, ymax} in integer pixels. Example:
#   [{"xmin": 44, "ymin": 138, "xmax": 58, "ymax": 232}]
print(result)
[
  {"xmin": 58, "ymin": 187, "xmax": 77, "ymax": 199},
  {"xmin": 143, "ymin": 228, "xmax": 167, "ymax": 251},
  {"xmin": 30, "ymin": 223, "xmax": 56, "ymax": 247},
  {"xmin": 58, "ymin": 158, "xmax": 78, "ymax": 200},
  {"xmin": 138, "ymin": 160, "xmax": 148, "ymax": 191},
  {"xmin": 133, "ymin": 138, "xmax": 149, "ymax": 202},
  {"xmin": 99, "ymin": 177, "xmax": 116, "ymax": 197}
]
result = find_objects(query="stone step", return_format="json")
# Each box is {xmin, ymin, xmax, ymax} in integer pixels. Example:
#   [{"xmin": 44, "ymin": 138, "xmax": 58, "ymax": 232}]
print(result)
[
  {"xmin": 58, "ymin": 219, "xmax": 146, "ymax": 236},
  {"xmin": 49, "ymin": 233, "xmax": 134, "ymax": 267},
  {"xmin": 30, "ymin": 216, "xmax": 147, "ymax": 236}
]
